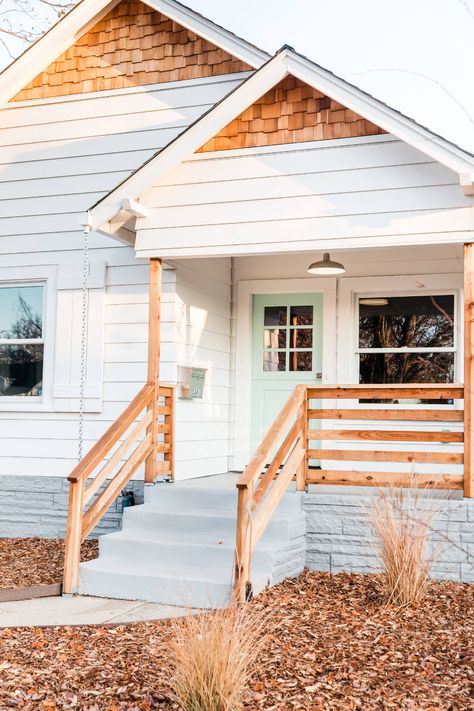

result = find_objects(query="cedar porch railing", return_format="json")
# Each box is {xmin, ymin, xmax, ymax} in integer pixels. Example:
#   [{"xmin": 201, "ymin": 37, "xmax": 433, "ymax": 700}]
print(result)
[
  {"xmin": 234, "ymin": 383, "xmax": 465, "ymax": 601},
  {"xmin": 63, "ymin": 382, "xmax": 176, "ymax": 594}
]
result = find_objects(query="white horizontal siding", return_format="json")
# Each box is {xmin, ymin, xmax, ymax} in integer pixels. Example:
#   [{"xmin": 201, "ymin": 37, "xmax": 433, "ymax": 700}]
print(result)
[
  {"xmin": 173, "ymin": 258, "xmax": 232, "ymax": 479},
  {"xmin": 0, "ymin": 75, "xmax": 244, "ymax": 480},
  {"xmin": 136, "ymin": 136, "xmax": 474, "ymax": 258}
]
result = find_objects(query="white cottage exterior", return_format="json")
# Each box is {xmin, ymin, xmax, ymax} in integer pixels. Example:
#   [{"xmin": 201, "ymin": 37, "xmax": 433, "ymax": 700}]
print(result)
[{"xmin": 0, "ymin": 0, "xmax": 473, "ymax": 604}]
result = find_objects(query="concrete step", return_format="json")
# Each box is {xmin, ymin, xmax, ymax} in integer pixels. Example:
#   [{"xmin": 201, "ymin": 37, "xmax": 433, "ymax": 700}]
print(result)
[
  {"xmin": 143, "ymin": 482, "xmax": 303, "ymax": 515},
  {"xmin": 79, "ymin": 558, "xmax": 270, "ymax": 609},
  {"xmin": 78, "ymin": 476, "xmax": 306, "ymax": 608},
  {"xmin": 97, "ymin": 530, "xmax": 277, "ymax": 571},
  {"xmin": 121, "ymin": 506, "xmax": 305, "ymax": 545}
]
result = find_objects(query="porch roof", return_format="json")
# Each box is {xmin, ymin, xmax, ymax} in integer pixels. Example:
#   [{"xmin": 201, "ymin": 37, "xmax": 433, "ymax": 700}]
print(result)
[{"xmin": 85, "ymin": 45, "xmax": 474, "ymax": 240}]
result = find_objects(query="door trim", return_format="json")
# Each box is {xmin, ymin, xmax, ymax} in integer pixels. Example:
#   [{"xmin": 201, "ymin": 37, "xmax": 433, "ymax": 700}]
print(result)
[{"xmin": 233, "ymin": 277, "xmax": 337, "ymax": 470}]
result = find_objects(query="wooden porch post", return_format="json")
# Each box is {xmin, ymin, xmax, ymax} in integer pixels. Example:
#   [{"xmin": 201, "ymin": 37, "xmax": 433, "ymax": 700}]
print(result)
[
  {"xmin": 464, "ymin": 243, "xmax": 474, "ymax": 498},
  {"xmin": 144, "ymin": 258, "xmax": 162, "ymax": 484}
]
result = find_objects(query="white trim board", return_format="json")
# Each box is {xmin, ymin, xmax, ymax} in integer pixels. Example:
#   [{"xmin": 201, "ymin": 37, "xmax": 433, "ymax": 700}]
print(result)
[
  {"xmin": 87, "ymin": 47, "xmax": 474, "ymax": 236},
  {"xmin": 0, "ymin": 0, "xmax": 268, "ymax": 107},
  {"xmin": 233, "ymin": 277, "xmax": 336, "ymax": 470}
]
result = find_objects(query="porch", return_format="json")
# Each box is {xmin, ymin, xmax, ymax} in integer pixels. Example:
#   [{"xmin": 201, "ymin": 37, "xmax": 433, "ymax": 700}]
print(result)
[{"xmin": 61, "ymin": 239, "xmax": 474, "ymax": 603}]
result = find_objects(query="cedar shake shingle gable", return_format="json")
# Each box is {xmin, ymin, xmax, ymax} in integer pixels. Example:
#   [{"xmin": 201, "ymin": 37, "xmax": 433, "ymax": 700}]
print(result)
[
  {"xmin": 12, "ymin": 0, "xmax": 252, "ymax": 101},
  {"xmin": 198, "ymin": 76, "xmax": 385, "ymax": 152}
]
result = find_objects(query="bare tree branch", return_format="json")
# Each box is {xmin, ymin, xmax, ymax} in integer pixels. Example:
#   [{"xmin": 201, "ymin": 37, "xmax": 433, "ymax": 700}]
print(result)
[{"xmin": 0, "ymin": 0, "xmax": 76, "ymax": 59}]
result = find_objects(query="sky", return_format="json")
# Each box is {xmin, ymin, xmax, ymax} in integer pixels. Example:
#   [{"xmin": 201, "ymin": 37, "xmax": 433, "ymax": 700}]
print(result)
[{"xmin": 1, "ymin": 0, "xmax": 473, "ymax": 153}]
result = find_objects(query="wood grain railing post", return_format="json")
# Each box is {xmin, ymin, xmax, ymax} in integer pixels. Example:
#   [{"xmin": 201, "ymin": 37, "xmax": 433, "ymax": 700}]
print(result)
[
  {"xmin": 296, "ymin": 387, "xmax": 308, "ymax": 491},
  {"xmin": 464, "ymin": 243, "xmax": 474, "ymax": 498},
  {"xmin": 63, "ymin": 478, "xmax": 85, "ymax": 594},
  {"xmin": 234, "ymin": 483, "xmax": 253, "ymax": 603},
  {"xmin": 145, "ymin": 257, "xmax": 162, "ymax": 484}
]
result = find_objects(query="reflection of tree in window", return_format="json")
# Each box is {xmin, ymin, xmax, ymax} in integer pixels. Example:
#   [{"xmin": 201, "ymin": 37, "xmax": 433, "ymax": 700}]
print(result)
[
  {"xmin": 0, "ymin": 291, "xmax": 43, "ymax": 397},
  {"xmin": 358, "ymin": 295, "xmax": 455, "ymax": 403}
]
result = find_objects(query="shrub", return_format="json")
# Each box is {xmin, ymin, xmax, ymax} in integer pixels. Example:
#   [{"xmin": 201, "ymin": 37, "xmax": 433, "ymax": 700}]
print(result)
[
  {"xmin": 169, "ymin": 601, "xmax": 266, "ymax": 711},
  {"xmin": 369, "ymin": 479, "xmax": 439, "ymax": 607}
]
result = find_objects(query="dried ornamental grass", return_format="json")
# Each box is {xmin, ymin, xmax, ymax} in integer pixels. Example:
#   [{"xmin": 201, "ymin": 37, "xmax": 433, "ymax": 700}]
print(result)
[
  {"xmin": 369, "ymin": 480, "xmax": 439, "ymax": 607},
  {"xmin": 169, "ymin": 602, "xmax": 267, "ymax": 711}
]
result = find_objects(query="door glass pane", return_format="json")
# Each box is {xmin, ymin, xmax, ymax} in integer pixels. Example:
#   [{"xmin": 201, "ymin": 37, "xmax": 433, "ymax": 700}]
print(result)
[
  {"xmin": 264, "ymin": 306, "xmax": 287, "ymax": 327},
  {"xmin": 264, "ymin": 328, "xmax": 286, "ymax": 349},
  {"xmin": 0, "ymin": 344, "xmax": 44, "ymax": 396},
  {"xmin": 359, "ymin": 295, "xmax": 454, "ymax": 349},
  {"xmin": 0, "ymin": 285, "xmax": 44, "ymax": 339},
  {"xmin": 289, "ymin": 351, "xmax": 313, "ymax": 372},
  {"xmin": 292, "ymin": 329, "xmax": 313, "ymax": 348},
  {"xmin": 290, "ymin": 305, "xmax": 313, "ymax": 326},
  {"xmin": 359, "ymin": 352, "xmax": 454, "ymax": 385},
  {"xmin": 263, "ymin": 350, "xmax": 286, "ymax": 372}
]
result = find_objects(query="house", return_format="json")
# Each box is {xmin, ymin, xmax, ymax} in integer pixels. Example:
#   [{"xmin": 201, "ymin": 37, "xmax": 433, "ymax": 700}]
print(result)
[{"xmin": 0, "ymin": 0, "xmax": 473, "ymax": 606}]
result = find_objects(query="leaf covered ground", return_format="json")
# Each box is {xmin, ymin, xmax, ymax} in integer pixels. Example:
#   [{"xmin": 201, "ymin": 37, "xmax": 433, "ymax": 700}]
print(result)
[
  {"xmin": 0, "ymin": 570, "xmax": 472, "ymax": 709},
  {"xmin": 0, "ymin": 539, "xmax": 98, "ymax": 589}
]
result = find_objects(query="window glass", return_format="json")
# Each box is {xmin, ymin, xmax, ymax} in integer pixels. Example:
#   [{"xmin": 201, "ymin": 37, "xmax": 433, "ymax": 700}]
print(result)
[
  {"xmin": 263, "ymin": 351, "xmax": 286, "ymax": 372},
  {"xmin": 290, "ymin": 305, "xmax": 313, "ymax": 326},
  {"xmin": 357, "ymin": 293, "xmax": 456, "ymax": 402},
  {"xmin": 264, "ymin": 306, "xmax": 287, "ymax": 327},
  {"xmin": 0, "ymin": 284, "xmax": 44, "ymax": 397},
  {"xmin": 359, "ymin": 295, "xmax": 454, "ymax": 349},
  {"xmin": 289, "ymin": 351, "xmax": 313, "ymax": 372},
  {"xmin": 264, "ymin": 328, "xmax": 286, "ymax": 349},
  {"xmin": 359, "ymin": 352, "xmax": 454, "ymax": 386},
  {"xmin": 261, "ymin": 304, "xmax": 315, "ymax": 374}
]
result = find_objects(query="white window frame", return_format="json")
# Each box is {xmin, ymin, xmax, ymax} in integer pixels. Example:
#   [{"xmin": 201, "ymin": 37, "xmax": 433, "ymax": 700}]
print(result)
[
  {"xmin": 0, "ymin": 265, "xmax": 57, "ymax": 412},
  {"xmin": 337, "ymin": 273, "xmax": 463, "ymax": 410}
]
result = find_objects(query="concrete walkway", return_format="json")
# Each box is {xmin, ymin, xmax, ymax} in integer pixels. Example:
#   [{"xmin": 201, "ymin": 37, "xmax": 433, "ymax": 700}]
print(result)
[{"xmin": 0, "ymin": 595, "xmax": 193, "ymax": 628}]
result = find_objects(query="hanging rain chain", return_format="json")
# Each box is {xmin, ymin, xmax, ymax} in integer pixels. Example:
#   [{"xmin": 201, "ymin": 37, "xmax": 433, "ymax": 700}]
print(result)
[{"xmin": 78, "ymin": 225, "xmax": 91, "ymax": 462}]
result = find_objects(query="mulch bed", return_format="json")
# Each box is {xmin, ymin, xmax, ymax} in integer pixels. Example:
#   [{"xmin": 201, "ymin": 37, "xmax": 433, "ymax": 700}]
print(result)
[
  {"xmin": 0, "ymin": 539, "xmax": 98, "ymax": 590},
  {"xmin": 0, "ymin": 570, "xmax": 472, "ymax": 709}
]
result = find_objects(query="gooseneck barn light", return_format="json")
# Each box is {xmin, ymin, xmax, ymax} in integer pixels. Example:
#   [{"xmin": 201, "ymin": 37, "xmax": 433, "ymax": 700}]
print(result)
[{"xmin": 307, "ymin": 252, "xmax": 345, "ymax": 275}]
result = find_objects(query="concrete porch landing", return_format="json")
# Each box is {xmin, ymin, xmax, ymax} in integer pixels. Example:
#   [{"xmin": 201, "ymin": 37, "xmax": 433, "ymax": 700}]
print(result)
[{"xmin": 79, "ymin": 473, "xmax": 306, "ymax": 608}]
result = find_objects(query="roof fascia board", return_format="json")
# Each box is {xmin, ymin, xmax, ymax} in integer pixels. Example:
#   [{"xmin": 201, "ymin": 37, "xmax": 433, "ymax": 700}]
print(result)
[
  {"xmin": 287, "ymin": 52, "xmax": 474, "ymax": 176},
  {"xmin": 89, "ymin": 52, "xmax": 288, "ymax": 230},
  {"xmin": 147, "ymin": 0, "xmax": 269, "ymax": 68},
  {"xmin": 0, "ymin": 0, "xmax": 119, "ymax": 105},
  {"xmin": 0, "ymin": 0, "xmax": 268, "ymax": 106}
]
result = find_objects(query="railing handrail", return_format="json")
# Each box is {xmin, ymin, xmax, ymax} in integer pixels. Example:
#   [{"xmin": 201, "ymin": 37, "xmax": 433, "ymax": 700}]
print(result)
[
  {"xmin": 235, "ymin": 384, "xmax": 306, "ymax": 601},
  {"xmin": 63, "ymin": 381, "xmax": 176, "ymax": 594},
  {"xmin": 237, "ymin": 384, "xmax": 306, "ymax": 490},
  {"xmin": 68, "ymin": 382, "xmax": 155, "ymax": 484},
  {"xmin": 235, "ymin": 381, "xmax": 467, "ymax": 601}
]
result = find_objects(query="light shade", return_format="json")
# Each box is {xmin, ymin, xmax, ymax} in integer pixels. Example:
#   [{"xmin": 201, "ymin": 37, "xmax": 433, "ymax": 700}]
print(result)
[{"xmin": 307, "ymin": 252, "xmax": 345, "ymax": 275}]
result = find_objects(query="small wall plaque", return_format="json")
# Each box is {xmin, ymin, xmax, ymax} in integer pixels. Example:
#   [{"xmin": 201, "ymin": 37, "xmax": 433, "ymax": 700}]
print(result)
[{"xmin": 178, "ymin": 365, "xmax": 207, "ymax": 399}]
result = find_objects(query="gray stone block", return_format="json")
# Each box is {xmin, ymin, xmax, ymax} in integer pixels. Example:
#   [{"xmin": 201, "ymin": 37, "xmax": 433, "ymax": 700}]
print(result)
[
  {"xmin": 0, "ymin": 474, "xmax": 144, "ymax": 539},
  {"xmin": 460, "ymin": 561, "xmax": 474, "ymax": 583},
  {"xmin": 305, "ymin": 514, "xmax": 342, "ymax": 534},
  {"xmin": 331, "ymin": 553, "xmax": 380, "ymax": 571},
  {"xmin": 306, "ymin": 552, "xmax": 331, "ymax": 572}
]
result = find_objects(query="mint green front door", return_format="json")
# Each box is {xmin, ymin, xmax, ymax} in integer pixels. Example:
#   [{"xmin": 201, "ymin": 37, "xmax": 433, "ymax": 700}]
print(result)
[{"xmin": 250, "ymin": 293, "xmax": 323, "ymax": 455}]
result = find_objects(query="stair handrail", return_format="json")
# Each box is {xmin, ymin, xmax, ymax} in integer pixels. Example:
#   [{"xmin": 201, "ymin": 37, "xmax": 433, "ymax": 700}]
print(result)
[
  {"xmin": 63, "ymin": 382, "xmax": 175, "ymax": 594},
  {"xmin": 234, "ymin": 384, "xmax": 307, "ymax": 602}
]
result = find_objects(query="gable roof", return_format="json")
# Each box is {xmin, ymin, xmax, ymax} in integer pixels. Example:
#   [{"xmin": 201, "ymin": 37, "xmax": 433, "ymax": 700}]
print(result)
[
  {"xmin": 0, "ymin": 0, "xmax": 269, "ymax": 105},
  {"xmin": 86, "ymin": 45, "xmax": 474, "ymax": 233}
]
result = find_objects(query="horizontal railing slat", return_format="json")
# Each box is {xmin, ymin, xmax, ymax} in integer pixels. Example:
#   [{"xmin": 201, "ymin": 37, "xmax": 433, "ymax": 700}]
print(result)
[
  {"xmin": 307, "ymin": 470, "xmax": 464, "ymax": 489},
  {"xmin": 307, "ymin": 429, "xmax": 464, "ymax": 443},
  {"xmin": 307, "ymin": 448, "xmax": 463, "ymax": 464},
  {"xmin": 307, "ymin": 385, "xmax": 463, "ymax": 400},
  {"xmin": 308, "ymin": 408, "xmax": 464, "ymax": 422}
]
